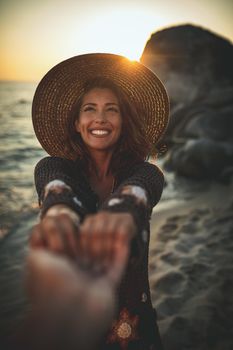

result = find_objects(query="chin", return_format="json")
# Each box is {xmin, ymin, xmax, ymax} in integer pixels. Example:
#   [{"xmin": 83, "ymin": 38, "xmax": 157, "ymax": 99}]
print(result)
[{"xmin": 87, "ymin": 143, "xmax": 116, "ymax": 153}]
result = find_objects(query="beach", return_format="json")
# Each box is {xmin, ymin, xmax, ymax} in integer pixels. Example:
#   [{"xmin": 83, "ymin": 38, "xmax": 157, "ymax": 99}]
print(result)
[
  {"xmin": 150, "ymin": 175, "xmax": 233, "ymax": 350},
  {"xmin": 0, "ymin": 81, "xmax": 233, "ymax": 349}
]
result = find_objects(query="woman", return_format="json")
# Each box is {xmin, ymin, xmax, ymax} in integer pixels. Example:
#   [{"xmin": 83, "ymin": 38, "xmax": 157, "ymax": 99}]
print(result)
[{"xmin": 28, "ymin": 53, "xmax": 169, "ymax": 350}]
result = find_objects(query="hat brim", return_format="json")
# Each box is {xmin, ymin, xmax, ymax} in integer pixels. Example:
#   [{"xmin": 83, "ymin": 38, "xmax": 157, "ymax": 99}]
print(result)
[{"xmin": 32, "ymin": 53, "xmax": 169, "ymax": 159}]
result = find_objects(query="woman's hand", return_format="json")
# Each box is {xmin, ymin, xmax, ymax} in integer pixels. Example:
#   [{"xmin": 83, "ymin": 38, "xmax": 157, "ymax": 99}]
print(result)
[
  {"xmin": 30, "ymin": 204, "xmax": 80, "ymax": 258},
  {"xmin": 30, "ymin": 208, "xmax": 136, "ymax": 285},
  {"xmin": 77, "ymin": 211, "xmax": 136, "ymax": 284}
]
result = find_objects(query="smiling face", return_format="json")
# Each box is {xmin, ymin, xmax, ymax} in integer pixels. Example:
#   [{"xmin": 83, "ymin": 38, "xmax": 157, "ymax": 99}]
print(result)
[{"xmin": 75, "ymin": 88, "xmax": 122, "ymax": 155}]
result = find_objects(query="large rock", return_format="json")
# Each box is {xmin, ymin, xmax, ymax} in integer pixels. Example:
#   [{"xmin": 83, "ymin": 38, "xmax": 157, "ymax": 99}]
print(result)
[
  {"xmin": 141, "ymin": 25, "xmax": 233, "ymax": 181},
  {"xmin": 164, "ymin": 138, "xmax": 233, "ymax": 181},
  {"xmin": 163, "ymin": 88, "xmax": 233, "ymax": 141},
  {"xmin": 141, "ymin": 24, "xmax": 233, "ymax": 107}
]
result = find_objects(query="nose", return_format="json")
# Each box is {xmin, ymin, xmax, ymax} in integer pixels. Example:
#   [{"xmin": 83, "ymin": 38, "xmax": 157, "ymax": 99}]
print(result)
[{"xmin": 95, "ymin": 110, "xmax": 107, "ymax": 123}]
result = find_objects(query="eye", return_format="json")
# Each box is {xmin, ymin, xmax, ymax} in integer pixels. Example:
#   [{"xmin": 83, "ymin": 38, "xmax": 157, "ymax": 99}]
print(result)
[
  {"xmin": 107, "ymin": 106, "xmax": 119, "ymax": 113},
  {"xmin": 83, "ymin": 106, "xmax": 95, "ymax": 112}
]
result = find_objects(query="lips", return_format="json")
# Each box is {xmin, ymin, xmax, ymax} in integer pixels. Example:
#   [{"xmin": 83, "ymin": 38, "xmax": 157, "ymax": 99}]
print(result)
[{"xmin": 89, "ymin": 129, "xmax": 111, "ymax": 136}]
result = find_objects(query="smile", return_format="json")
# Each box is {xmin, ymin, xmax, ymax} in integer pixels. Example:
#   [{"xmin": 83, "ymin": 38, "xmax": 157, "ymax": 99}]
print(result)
[{"xmin": 90, "ymin": 129, "xmax": 111, "ymax": 136}]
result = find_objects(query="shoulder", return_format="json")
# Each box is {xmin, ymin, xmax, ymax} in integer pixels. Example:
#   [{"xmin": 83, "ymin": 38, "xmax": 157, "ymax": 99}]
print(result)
[
  {"xmin": 125, "ymin": 160, "xmax": 164, "ymax": 180},
  {"xmin": 35, "ymin": 156, "xmax": 77, "ymax": 172},
  {"xmin": 135, "ymin": 160, "xmax": 164, "ymax": 172},
  {"xmin": 35, "ymin": 156, "xmax": 74, "ymax": 167}
]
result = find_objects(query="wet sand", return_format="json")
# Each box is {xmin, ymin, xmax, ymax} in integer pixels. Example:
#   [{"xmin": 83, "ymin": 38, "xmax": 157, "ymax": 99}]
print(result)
[{"xmin": 149, "ymin": 180, "xmax": 233, "ymax": 350}]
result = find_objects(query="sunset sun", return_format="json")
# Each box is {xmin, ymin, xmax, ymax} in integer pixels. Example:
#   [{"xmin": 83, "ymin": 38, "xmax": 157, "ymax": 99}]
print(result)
[{"xmin": 76, "ymin": 8, "xmax": 161, "ymax": 62}]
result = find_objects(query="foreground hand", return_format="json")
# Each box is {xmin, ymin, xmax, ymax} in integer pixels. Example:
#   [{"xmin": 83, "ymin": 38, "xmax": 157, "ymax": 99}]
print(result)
[
  {"xmin": 77, "ymin": 211, "xmax": 136, "ymax": 284},
  {"xmin": 29, "ymin": 205, "xmax": 80, "ymax": 258},
  {"xmin": 18, "ymin": 250, "xmax": 116, "ymax": 350}
]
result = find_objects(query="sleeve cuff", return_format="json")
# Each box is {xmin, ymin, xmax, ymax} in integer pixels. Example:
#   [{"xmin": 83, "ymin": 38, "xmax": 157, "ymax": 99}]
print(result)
[{"xmin": 40, "ymin": 191, "xmax": 87, "ymax": 221}]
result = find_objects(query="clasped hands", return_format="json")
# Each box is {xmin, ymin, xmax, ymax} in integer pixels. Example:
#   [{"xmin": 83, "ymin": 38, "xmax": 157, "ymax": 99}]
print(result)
[{"xmin": 30, "ymin": 204, "xmax": 136, "ymax": 284}]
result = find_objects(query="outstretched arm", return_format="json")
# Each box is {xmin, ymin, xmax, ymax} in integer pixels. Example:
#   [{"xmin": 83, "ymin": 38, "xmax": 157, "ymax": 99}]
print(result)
[
  {"xmin": 34, "ymin": 156, "xmax": 90, "ymax": 219},
  {"xmin": 100, "ymin": 161, "xmax": 164, "ymax": 257},
  {"xmin": 30, "ymin": 157, "xmax": 90, "ymax": 256}
]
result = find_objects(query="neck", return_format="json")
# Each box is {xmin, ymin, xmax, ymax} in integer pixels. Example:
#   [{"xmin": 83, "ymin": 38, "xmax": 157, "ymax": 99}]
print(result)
[{"xmin": 88, "ymin": 150, "xmax": 113, "ymax": 180}]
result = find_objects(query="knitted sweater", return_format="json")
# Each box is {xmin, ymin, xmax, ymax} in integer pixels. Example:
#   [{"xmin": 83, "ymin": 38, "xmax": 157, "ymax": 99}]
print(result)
[{"xmin": 34, "ymin": 156, "xmax": 164, "ymax": 350}]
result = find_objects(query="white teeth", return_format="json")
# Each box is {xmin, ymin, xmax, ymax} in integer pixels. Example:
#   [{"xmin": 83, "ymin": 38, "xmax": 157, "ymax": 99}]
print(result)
[{"xmin": 91, "ymin": 130, "xmax": 109, "ymax": 135}]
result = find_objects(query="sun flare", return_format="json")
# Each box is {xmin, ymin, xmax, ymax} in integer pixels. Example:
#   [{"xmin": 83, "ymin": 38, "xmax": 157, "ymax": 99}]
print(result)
[
  {"xmin": 0, "ymin": 4, "xmax": 163, "ymax": 80},
  {"xmin": 77, "ymin": 8, "xmax": 160, "ymax": 62}
]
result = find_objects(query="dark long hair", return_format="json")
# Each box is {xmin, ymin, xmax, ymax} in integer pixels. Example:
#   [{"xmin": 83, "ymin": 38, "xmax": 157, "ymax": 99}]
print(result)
[{"xmin": 65, "ymin": 77, "xmax": 154, "ymax": 174}]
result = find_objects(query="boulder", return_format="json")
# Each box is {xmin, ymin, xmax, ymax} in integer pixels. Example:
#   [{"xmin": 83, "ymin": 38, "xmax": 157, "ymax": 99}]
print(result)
[
  {"xmin": 141, "ymin": 24, "xmax": 233, "ymax": 181},
  {"xmin": 164, "ymin": 138, "xmax": 233, "ymax": 181},
  {"xmin": 141, "ymin": 24, "xmax": 233, "ymax": 107}
]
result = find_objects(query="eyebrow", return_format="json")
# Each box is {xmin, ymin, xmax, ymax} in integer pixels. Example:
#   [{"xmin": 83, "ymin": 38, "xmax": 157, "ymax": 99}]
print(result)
[{"xmin": 82, "ymin": 102, "xmax": 119, "ymax": 107}]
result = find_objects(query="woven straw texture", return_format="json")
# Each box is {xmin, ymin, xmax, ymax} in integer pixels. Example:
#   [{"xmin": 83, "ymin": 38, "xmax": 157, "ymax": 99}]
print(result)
[{"xmin": 32, "ymin": 53, "xmax": 169, "ymax": 159}]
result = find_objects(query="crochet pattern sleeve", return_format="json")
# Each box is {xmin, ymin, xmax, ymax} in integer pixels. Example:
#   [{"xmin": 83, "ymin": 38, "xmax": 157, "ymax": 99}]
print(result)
[
  {"xmin": 34, "ymin": 156, "xmax": 90, "ymax": 220},
  {"xmin": 100, "ymin": 161, "xmax": 164, "ymax": 255}
]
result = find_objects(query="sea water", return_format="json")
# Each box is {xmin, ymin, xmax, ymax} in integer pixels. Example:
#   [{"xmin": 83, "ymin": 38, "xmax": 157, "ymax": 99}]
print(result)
[
  {"xmin": 0, "ymin": 81, "xmax": 46, "ymax": 341},
  {"xmin": 0, "ymin": 81, "xmax": 47, "ymax": 239}
]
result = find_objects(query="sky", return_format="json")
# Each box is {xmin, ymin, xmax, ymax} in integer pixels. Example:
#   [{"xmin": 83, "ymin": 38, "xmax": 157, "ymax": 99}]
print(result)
[{"xmin": 0, "ymin": 0, "xmax": 233, "ymax": 81}]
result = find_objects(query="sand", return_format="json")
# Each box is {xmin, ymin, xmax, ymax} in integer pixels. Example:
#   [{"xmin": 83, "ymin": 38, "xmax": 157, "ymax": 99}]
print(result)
[{"xmin": 149, "ymin": 178, "xmax": 233, "ymax": 350}]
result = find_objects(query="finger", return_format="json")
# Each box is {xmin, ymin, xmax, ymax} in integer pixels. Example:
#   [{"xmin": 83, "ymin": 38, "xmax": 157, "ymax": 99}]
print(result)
[
  {"xmin": 78, "ymin": 216, "xmax": 94, "ymax": 267},
  {"xmin": 29, "ymin": 225, "xmax": 46, "ymax": 249},
  {"xmin": 101, "ymin": 230, "xmax": 113, "ymax": 271},
  {"xmin": 56, "ymin": 215, "xmax": 80, "ymax": 258},
  {"xmin": 87, "ymin": 218, "xmax": 106, "ymax": 262},
  {"xmin": 42, "ymin": 217, "xmax": 65, "ymax": 254},
  {"xmin": 101, "ymin": 217, "xmax": 124, "ymax": 267},
  {"xmin": 87, "ymin": 213, "xmax": 119, "ymax": 274}
]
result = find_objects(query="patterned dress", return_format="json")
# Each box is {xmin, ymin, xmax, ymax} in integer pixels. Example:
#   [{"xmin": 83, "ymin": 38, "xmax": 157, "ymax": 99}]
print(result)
[{"xmin": 35, "ymin": 156, "xmax": 165, "ymax": 350}]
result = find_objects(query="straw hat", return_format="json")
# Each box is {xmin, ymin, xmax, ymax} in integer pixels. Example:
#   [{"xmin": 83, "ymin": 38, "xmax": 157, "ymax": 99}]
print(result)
[{"xmin": 32, "ymin": 53, "xmax": 169, "ymax": 159}]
